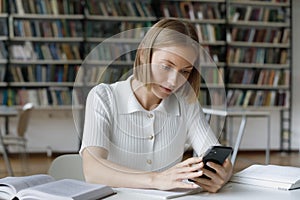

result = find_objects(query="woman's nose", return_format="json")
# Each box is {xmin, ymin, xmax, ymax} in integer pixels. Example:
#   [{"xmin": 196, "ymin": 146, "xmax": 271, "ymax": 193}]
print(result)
[{"xmin": 167, "ymin": 69, "xmax": 180, "ymax": 86}]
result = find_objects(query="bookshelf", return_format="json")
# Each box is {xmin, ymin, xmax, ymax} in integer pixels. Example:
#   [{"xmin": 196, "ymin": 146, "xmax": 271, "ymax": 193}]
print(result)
[
  {"xmin": 154, "ymin": 0, "xmax": 292, "ymax": 151},
  {"xmin": 7, "ymin": 0, "xmax": 84, "ymax": 109},
  {"xmin": 227, "ymin": 0, "xmax": 290, "ymax": 108},
  {"xmin": 2, "ymin": 0, "xmax": 290, "ymax": 109},
  {"xmin": 226, "ymin": 0, "xmax": 292, "ymax": 151},
  {"xmin": 83, "ymin": 0, "xmax": 156, "ymax": 88},
  {"xmin": 0, "ymin": 0, "xmax": 293, "ymax": 152},
  {"xmin": 0, "ymin": 0, "xmax": 8, "ymax": 96}
]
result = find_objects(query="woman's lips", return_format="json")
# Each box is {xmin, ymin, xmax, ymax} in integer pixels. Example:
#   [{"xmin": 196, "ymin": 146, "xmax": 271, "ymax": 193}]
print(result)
[{"xmin": 160, "ymin": 85, "xmax": 172, "ymax": 94}]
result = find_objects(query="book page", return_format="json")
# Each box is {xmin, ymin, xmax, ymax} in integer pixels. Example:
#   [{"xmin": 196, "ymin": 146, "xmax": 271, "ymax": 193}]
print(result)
[
  {"xmin": 233, "ymin": 165, "xmax": 300, "ymax": 184},
  {"xmin": 15, "ymin": 179, "xmax": 115, "ymax": 200},
  {"xmin": 231, "ymin": 176, "xmax": 292, "ymax": 191},
  {"xmin": 0, "ymin": 174, "xmax": 55, "ymax": 194}
]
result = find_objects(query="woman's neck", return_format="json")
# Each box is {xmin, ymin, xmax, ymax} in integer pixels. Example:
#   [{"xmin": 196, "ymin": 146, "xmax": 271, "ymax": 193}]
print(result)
[{"xmin": 131, "ymin": 78, "xmax": 161, "ymax": 111}]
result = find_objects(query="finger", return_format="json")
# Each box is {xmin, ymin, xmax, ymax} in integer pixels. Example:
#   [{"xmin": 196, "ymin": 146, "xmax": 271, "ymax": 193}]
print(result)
[
  {"xmin": 176, "ymin": 162, "xmax": 204, "ymax": 174},
  {"xmin": 181, "ymin": 157, "xmax": 202, "ymax": 166},
  {"xmin": 176, "ymin": 157, "xmax": 202, "ymax": 167},
  {"xmin": 223, "ymin": 158, "xmax": 232, "ymax": 167},
  {"xmin": 224, "ymin": 159, "xmax": 234, "ymax": 179},
  {"xmin": 173, "ymin": 181, "xmax": 200, "ymax": 189},
  {"xmin": 206, "ymin": 162, "xmax": 226, "ymax": 177},
  {"xmin": 207, "ymin": 162, "xmax": 222, "ymax": 172},
  {"xmin": 176, "ymin": 170, "xmax": 203, "ymax": 181},
  {"xmin": 201, "ymin": 167, "xmax": 222, "ymax": 183},
  {"xmin": 197, "ymin": 182, "xmax": 220, "ymax": 193},
  {"xmin": 200, "ymin": 167, "xmax": 226, "ymax": 187},
  {"xmin": 193, "ymin": 176, "xmax": 222, "ymax": 192},
  {"xmin": 223, "ymin": 159, "xmax": 233, "ymax": 174},
  {"xmin": 192, "ymin": 167, "xmax": 220, "ymax": 185},
  {"xmin": 193, "ymin": 175, "xmax": 212, "ymax": 185}
]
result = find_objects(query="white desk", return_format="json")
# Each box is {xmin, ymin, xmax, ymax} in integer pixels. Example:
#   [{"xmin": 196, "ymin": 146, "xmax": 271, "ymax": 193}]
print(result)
[
  {"xmin": 0, "ymin": 106, "xmax": 18, "ymax": 176},
  {"xmin": 202, "ymin": 108, "xmax": 271, "ymax": 165},
  {"xmin": 108, "ymin": 183, "xmax": 300, "ymax": 200}
]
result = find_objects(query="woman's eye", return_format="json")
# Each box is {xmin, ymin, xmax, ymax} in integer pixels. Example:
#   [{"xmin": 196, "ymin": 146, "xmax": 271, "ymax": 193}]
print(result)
[
  {"xmin": 161, "ymin": 65, "xmax": 171, "ymax": 70},
  {"xmin": 181, "ymin": 70, "xmax": 191, "ymax": 75}
]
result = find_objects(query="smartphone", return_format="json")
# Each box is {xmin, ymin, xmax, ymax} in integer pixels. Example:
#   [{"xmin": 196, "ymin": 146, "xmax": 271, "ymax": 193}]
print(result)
[{"xmin": 199, "ymin": 145, "xmax": 233, "ymax": 179}]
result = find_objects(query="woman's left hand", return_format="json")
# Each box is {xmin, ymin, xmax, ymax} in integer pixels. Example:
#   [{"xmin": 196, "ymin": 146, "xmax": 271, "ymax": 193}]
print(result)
[{"xmin": 191, "ymin": 158, "xmax": 233, "ymax": 193}]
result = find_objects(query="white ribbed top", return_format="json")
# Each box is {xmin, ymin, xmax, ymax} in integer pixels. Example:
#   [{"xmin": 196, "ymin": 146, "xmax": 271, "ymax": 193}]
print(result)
[{"xmin": 80, "ymin": 76, "xmax": 218, "ymax": 172}]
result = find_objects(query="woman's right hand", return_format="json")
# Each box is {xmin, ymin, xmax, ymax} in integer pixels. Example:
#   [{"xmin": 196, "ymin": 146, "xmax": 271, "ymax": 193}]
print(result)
[{"xmin": 151, "ymin": 157, "xmax": 204, "ymax": 190}]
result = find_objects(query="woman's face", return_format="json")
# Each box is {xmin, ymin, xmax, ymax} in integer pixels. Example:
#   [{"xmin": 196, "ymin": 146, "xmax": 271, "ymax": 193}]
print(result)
[{"xmin": 150, "ymin": 46, "xmax": 197, "ymax": 99}]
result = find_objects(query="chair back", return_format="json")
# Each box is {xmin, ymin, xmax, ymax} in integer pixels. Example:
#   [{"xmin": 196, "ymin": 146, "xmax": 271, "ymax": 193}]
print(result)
[
  {"xmin": 17, "ymin": 103, "xmax": 34, "ymax": 137},
  {"xmin": 48, "ymin": 154, "xmax": 85, "ymax": 181}
]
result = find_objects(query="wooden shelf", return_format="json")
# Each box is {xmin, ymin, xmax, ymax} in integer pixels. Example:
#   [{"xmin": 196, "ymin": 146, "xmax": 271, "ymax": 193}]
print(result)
[
  {"xmin": 85, "ymin": 38, "xmax": 142, "ymax": 43},
  {"xmin": 10, "ymin": 37, "xmax": 84, "ymax": 42},
  {"xmin": 10, "ymin": 59, "xmax": 82, "ymax": 65},
  {"xmin": 229, "ymin": 21, "xmax": 290, "ymax": 28},
  {"xmin": 11, "ymin": 14, "xmax": 84, "ymax": 20},
  {"xmin": 9, "ymin": 82, "xmax": 77, "ymax": 87},
  {"xmin": 230, "ymin": 0, "xmax": 290, "ymax": 7},
  {"xmin": 227, "ymin": 63, "xmax": 290, "ymax": 69},
  {"xmin": 86, "ymin": 15, "xmax": 156, "ymax": 22},
  {"xmin": 228, "ymin": 41, "xmax": 290, "ymax": 48},
  {"xmin": 227, "ymin": 84, "xmax": 289, "ymax": 90}
]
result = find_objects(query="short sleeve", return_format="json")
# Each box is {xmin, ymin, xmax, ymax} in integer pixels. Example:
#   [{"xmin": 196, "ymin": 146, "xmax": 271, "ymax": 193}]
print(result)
[
  {"xmin": 185, "ymin": 102, "xmax": 219, "ymax": 156},
  {"xmin": 79, "ymin": 84, "xmax": 114, "ymax": 155}
]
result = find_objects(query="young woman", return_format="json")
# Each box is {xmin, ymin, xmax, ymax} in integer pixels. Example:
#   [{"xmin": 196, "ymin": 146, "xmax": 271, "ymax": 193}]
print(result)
[{"xmin": 80, "ymin": 18, "xmax": 232, "ymax": 193}]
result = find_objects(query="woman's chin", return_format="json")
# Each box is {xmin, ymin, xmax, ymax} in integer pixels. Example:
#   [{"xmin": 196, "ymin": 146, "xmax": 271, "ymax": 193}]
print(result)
[{"xmin": 155, "ymin": 88, "xmax": 172, "ymax": 99}]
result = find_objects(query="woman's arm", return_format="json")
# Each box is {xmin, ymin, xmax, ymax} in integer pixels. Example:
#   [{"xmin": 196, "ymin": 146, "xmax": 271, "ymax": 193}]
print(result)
[
  {"xmin": 82, "ymin": 146, "xmax": 204, "ymax": 190},
  {"xmin": 184, "ymin": 102, "xmax": 233, "ymax": 192}
]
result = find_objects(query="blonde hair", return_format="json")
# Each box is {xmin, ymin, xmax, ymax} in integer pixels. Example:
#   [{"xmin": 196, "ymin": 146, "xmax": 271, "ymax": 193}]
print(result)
[{"xmin": 133, "ymin": 18, "xmax": 201, "ymax": 102}]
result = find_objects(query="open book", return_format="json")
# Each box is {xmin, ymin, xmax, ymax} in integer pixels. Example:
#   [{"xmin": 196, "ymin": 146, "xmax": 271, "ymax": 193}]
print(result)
[
  {"xmin": 230, "ymin": 164, "xmax": 300, "ymax": 191},
  {"xmin": 0, "ymin": 174, "xmax": 115, "ymax": 200}
]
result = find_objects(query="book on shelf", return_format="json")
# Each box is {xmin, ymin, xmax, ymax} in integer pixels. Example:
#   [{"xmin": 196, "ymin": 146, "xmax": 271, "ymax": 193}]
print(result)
[
  {"xmin": 0, "ymin": 174, "xmax": 115, "ymax": 200},
  {"xmin": 10, "ymin": 0, "xmax": 82, "ymax": 15},
  {"xmin": 227, "ymin": 74, "xmax": 288, "ymax": 105},
  {"xmin": 242, "ymin": 90, "xmax": 253, "ymax": 107},
  {"xmin": 230, "ymin": 164, "xmax": 300, "ymax": 191},
  {"xmin": 0, "ymin": 41, "xmax": 7, "ymax": 58},
  {"xmin": 13, "ymin": 87, "xmax": 78, "ymax": 107},
  {"xmin": 0, "ymin": 65, "xmax": 5, "ymax": 82},
  {"xmin": 87, "ymin": 1, "xmax": 153, "ymax": 17},
  {"xmin": 14, "ymin": 0, "xmax": 24, "ymax": 14},
  {"xmin": 135, "ymin": 1, "xmax": 146, "ymax": 17}
]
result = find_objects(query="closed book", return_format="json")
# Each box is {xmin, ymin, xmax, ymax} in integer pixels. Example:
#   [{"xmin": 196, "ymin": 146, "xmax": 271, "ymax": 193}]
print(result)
[{"xmin": 231, "ymin": 165, "xmax": 300, "ymax": 191}]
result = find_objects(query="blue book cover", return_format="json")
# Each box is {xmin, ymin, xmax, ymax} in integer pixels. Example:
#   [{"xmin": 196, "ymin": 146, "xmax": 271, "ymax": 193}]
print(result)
[
  {"xmin": 55, "ymin": 90, "xmax": 63, "ymax": 105},
  {"xmin": 56, "ymin": 67, "xmax": 63, "ymax": 82},
  {"xmin": 56, "ymin": 21, "xmax": 63, "ymax": 38},
  {"xmin": 35, "ymin": 65, "xmax": 42, "ymax": 82},
  {"xmin": 34, "ymin": 44, "xmax": 43, "ymax": 59},
  {"xmin": 49, "ymin": 44, "xmax": 59, "ymax": 60},
  {"xmin": 2, "ymin": 89, "xmax": 7, "ymax": 105}
]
